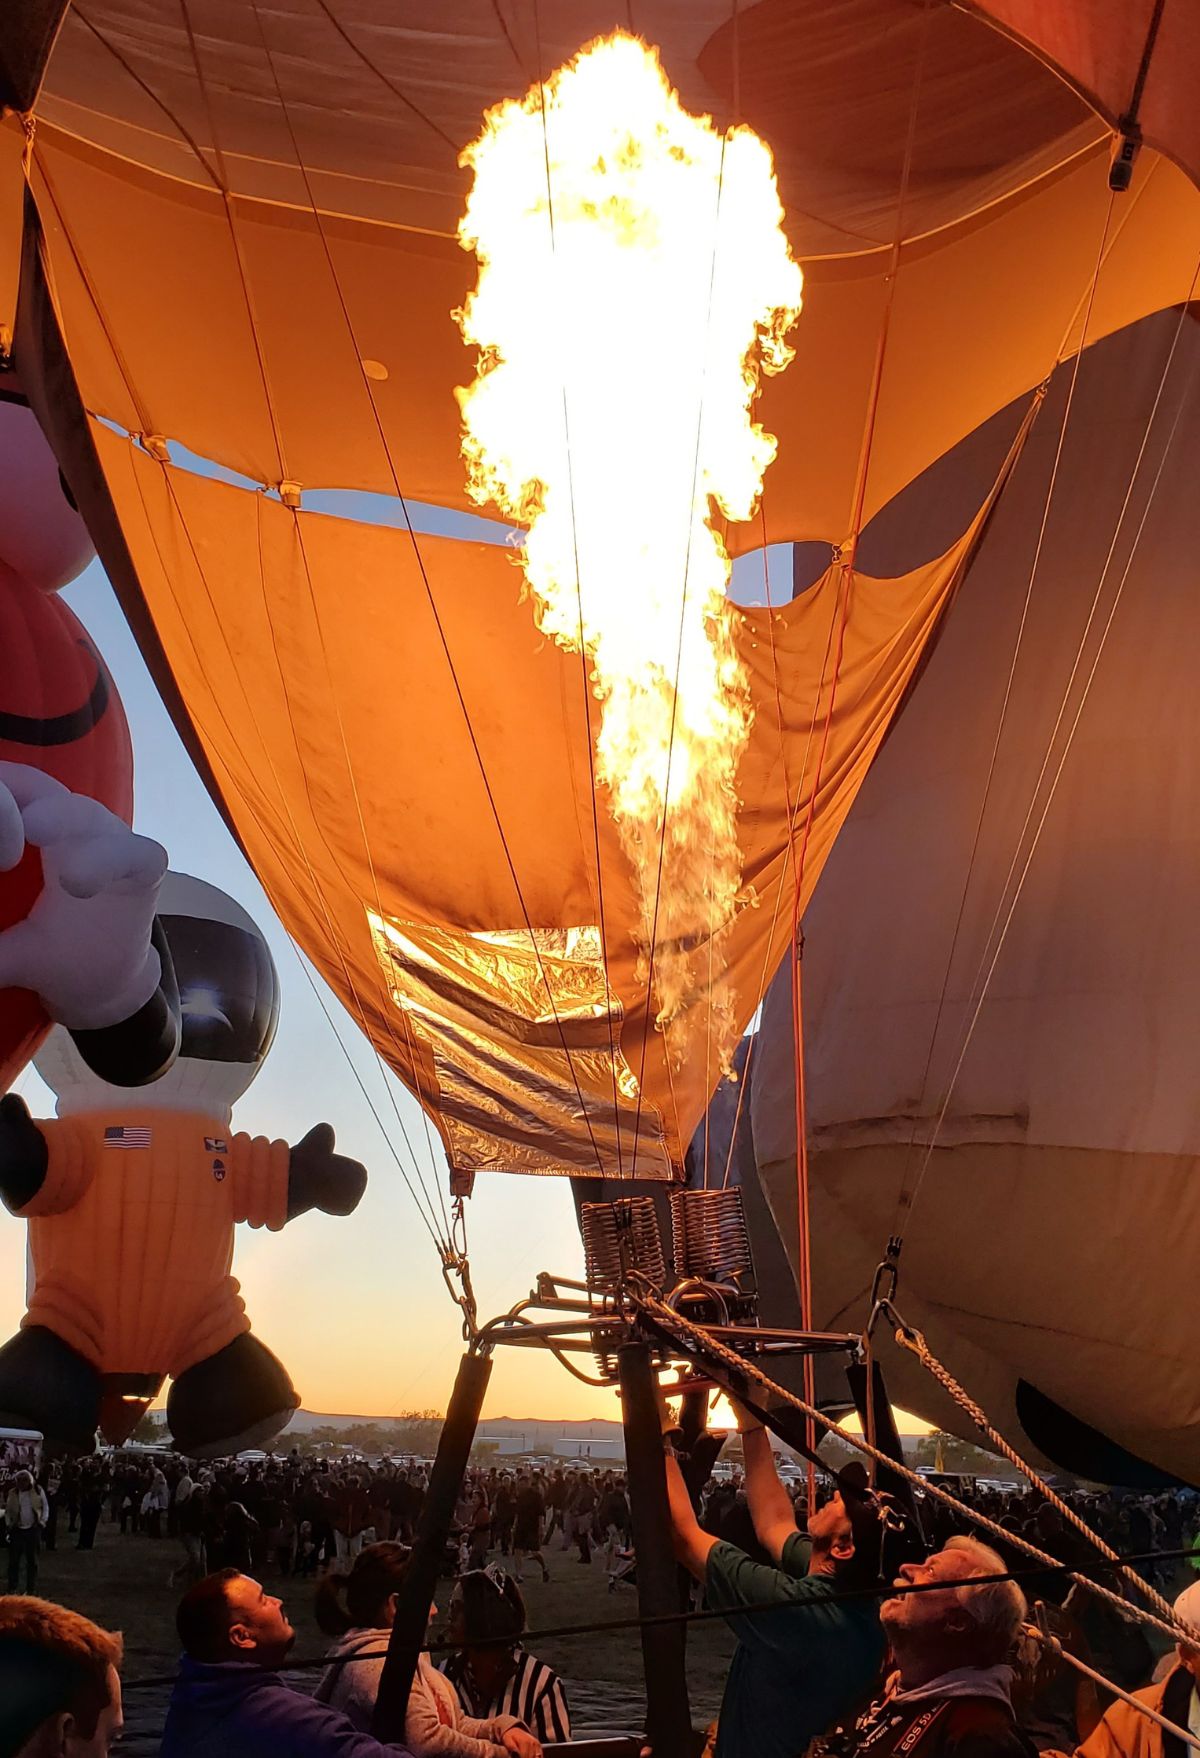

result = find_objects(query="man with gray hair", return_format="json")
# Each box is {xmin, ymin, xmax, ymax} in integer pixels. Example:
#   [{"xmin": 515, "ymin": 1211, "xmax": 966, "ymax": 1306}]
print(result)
[{"xmin": 837, "ymin": 1535, "xmax": 1036, "ymax": 1758}]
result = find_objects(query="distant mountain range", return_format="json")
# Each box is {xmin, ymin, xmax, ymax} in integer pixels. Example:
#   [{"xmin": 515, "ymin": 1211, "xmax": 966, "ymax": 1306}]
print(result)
[{"xmin": 281, "ymin": 1410, "xmax": 624, "ymax": 1440}]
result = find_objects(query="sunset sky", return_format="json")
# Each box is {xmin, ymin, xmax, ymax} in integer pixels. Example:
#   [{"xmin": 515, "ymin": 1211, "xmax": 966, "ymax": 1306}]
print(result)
[{"xmin": 0, "ymin": 517, "xmax": 814, "ymax": 1427}]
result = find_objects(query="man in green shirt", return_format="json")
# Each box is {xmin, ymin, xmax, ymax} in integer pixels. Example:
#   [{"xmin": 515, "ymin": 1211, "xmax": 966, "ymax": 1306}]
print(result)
[{"xmin": 664, "ymin": 1405, "xmax": 884, "ymax": 1758}]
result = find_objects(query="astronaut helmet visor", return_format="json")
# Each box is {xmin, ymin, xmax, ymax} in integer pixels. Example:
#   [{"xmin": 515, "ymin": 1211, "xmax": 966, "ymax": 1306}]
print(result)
[{"xmin": 162, "ymin": 913, "xmax": 279, "ymax": 1066}]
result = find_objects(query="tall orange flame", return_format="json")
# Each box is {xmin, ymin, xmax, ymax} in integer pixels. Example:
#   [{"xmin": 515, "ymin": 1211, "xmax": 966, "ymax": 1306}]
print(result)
[{"xmin": 456, "ymin": 32, "xmax": 801, "ymax": 1070}]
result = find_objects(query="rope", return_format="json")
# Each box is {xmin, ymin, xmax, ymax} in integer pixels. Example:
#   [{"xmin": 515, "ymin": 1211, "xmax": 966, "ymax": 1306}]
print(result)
[
  {"xmin": 633, "ymin": 1288, "xmax": 1200, "ymax": 1648},
  {"xmin": 893, "ymin": 1319, "xmax": 1184, "ymax": 1630}
]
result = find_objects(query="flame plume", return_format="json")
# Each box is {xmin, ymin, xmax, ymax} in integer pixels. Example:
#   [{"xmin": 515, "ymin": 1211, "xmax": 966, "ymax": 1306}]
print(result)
[{"xmin": 456, "ymin": 32, "xmax": 801, "ymax": 1070}]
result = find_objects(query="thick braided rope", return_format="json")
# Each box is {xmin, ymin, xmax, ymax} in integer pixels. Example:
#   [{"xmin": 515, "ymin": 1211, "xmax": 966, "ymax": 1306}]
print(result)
[
  {"xmin": 635, "ymin": 1290, "xmax": 1192, "ymax": 1646},
  {"xmin": 893, "ymin": 1322, "xmax": 1186, "ymax": 1631}
]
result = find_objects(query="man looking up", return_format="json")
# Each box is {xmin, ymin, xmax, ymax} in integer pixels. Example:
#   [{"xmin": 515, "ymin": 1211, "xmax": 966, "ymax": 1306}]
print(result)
[
  {"xmin": 664, "ymin": 1396, "xmax": 884, "ymax": 1758},
  {"xmin": 160, "ymin": 1570, "xmax": 412, "ymax": 1757},
  {"xmin": 843, "ymin": 1536, "xmax": 1033, "ymax": 1758},
  {"xmin": 0, "ymin": 1595, "xmax": 124, "ymax": 1758}
]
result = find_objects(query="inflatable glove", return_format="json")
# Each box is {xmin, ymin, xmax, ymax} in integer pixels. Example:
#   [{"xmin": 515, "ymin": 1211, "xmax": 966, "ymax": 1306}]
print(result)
[
  {"xmin": 0, "ymin": 762, "xmax": 178, "ymax": 1083},
  {"xmin": 287, "ymin": 1121, "xmax": 368, "ymax": 1220}
]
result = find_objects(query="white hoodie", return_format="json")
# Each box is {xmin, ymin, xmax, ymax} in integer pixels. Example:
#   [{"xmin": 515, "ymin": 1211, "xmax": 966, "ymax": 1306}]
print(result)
[{"xmin": 314, "ymin": 1631, "xmax": 521, "ymax": 1757}]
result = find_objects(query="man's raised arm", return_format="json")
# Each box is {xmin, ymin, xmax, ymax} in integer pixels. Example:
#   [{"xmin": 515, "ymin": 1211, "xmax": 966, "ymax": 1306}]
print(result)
[{"xmin": 736, "ymin": 1403, "xmax": 800, "ymax": 1565}]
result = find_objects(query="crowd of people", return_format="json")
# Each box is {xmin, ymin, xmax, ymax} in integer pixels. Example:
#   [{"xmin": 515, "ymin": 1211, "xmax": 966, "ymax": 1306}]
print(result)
[
  {"xmin": 3, "ymin": 1414, "xmax": 1200, "ymax": 1758},
  {"xmin": 0, "ymin": 1447, "xmax": 644, "ymax": 1597}
]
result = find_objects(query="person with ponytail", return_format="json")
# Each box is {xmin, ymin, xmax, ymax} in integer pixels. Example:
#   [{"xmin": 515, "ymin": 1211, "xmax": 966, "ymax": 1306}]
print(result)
[{"xmin": 313, "ymin": 1542, "xmax": 543, "ymax": 1758}]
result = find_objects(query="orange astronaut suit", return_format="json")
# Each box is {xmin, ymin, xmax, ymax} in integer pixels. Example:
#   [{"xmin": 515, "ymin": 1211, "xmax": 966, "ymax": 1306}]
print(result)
[{"xmin": 22, "ymin": 1107, "xmax": 290, "ymax": 1381}]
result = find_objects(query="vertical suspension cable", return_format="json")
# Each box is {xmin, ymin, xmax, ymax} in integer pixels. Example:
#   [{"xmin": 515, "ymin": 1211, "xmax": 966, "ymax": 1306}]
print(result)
[
  {"xmin": 29, "ymin": 124, "xmax": 455, "ymax": 1253},
  {"xmin": 530, "ymin": 0, "xmax": 625, "ymax": 1177},
  {"xmin": 235, "ymin": 0, "xmax": 611, "ymax": 1179},
  {"xmin": 782, "ymin": 0, "xmax": 933, "ymax": 1484},
  {"xmin": 887, "ymin": 188, "xmax": 1120, "ymax": 1241},
  {"xmin": 184, "ymin": 0, "xmax": 463, "ymax": 1233},
  {"xmin": 628, "ymin": 122, "xmax": 731, "ymax": 1176},
  {"xmin": 899, "ymin": 274, "xmax": 1200, "ymax": 1238}
]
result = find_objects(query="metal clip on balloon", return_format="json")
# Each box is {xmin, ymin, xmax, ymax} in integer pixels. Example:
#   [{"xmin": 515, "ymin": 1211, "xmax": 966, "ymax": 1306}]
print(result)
[{"xmin": 0, "ymin": 871, "xmax": 368, "ymax": 1456}]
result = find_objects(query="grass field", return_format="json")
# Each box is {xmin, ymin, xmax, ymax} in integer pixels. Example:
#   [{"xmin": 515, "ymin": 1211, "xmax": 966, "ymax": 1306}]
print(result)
[{"xmin": 16, "ymin": 1516, "xmax": 735, "ymax": 1735}]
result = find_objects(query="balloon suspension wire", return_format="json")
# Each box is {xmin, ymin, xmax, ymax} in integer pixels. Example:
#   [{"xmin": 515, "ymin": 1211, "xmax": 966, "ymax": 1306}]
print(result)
[
  {"xmin": 716, "ymin": 530, "xmax": 841, "ymax": 1195},
  {"xmin": 776, "ymin": 0, "xmax": 934, "ymax": 1491},
  {"xmin": 699, "ymin": 0, "xmax": 737, "ymax": 1195},
  {"xmin": 637, "ymin": 1286, "xmax": 1200, "ymax": 1649},
  {"xmin": 28, "ymin": 85, "xmax": 453, "ymax": 1257},
  {"xmin": 531, "ymin": 0, "xmax": 625, "ymax": 1179},
  {"xmin": 885, "ymin": 180, "xmax": 1120, "ymax": 1249},
  {"xmin": 188, "ymin": 0, "xmax": 457, "ymax": 1247},
  {"xmin": 70, "ymin": 7, "xmax": 224, "ymax": 194},
  {"xmin": 893, "ymin": 245, "xmax": 1200, "ymax": 1253},
  {"xmin": 229, "ymin": 0, "xmax": 612, "ymax": 1189},
  {"xmin": 628, "ymin": 123, "xmax": 732, "ymax": 1178}
]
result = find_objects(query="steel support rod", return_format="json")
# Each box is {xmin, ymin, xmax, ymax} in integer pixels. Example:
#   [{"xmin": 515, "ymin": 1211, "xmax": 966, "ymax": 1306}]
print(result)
[
  {"xmin": 372, "ymin": 1350, "xmax": 492, "ymax": 1742},
  {"xmin": 618, "ymin": 1341, "xmax": 694, "ymax": 1758}
]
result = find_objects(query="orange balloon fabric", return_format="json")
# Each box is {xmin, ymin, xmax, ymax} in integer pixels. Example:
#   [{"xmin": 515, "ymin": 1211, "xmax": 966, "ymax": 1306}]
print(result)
[{"xmin": 85, "ymin": 403, "xmax": 1033, "ymax": 1180}]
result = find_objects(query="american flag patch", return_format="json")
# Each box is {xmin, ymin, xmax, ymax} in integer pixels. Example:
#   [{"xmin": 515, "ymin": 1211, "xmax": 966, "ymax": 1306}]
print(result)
[
  {"xmin": 204, "ymin": 1137, "xmax": 228, "ymax": 1153},
  {"xmin": 103, "ymin": 1126, "xmax": 152, "ymax": 1150}
]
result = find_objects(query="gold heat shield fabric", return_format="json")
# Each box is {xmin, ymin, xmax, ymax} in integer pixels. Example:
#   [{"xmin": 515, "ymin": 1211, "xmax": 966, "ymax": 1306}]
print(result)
[{"xmin": 87, "ymin": 406, "xmax": 1028, "ymax": 1179}]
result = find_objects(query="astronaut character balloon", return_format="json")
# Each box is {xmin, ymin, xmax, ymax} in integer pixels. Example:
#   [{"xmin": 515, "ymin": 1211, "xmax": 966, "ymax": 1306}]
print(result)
[
  {"xmin": 0, "ymin": 871, "xmax": 367, "ymax": 1455},
  {"xmin": 0, "ymin": 395, "xmax": 178, "ymax": 1090}
]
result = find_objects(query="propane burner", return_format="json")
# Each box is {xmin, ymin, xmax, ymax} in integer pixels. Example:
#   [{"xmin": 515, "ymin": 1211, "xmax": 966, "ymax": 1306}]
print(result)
[
  {"xmin": 668, "ymin": 1188, "xmax": 757, "ymax": 1323},
  {"xmin": 581, "ymin": 1196, "xmax": 667, "ymax": 1379}
]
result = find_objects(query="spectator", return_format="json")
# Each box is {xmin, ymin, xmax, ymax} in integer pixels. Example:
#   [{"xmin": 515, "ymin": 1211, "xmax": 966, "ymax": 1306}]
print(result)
[
  {"xmin": 144, "ymin": 1468, "xmax": 170, "ymax": 1540},
  {"xmin": 492, "ymin": 1478, "xmax": 515, "ymax": 1559},
  {"xmin": 568, "ymin": 1477, "xmax": 595, "ymax": 1566},
  {"xmin": 467, "ymin": 1492, "xmax": 491, "ymax": 1572},
  {"xmin": 220, "ymin": 1502, "xmax": 260, "ymax": 1575},
  {"xmin": 5, "ymin": 1471, "xmax": 49, "ymax": 1594},
  {"xmin": 171, "ymin": 1486, "xmax": 209, "ymax": 1590},
  {"xmin": 276, "ymin": 1506, "xmax": 299, "ymax": 1575},
  {"xmin": 43, "ymin": 1461, "xmax": 62, "ymax": 1554},
  {"xmin": 1074, "ymin": 1580, "xmax": 1200, "ymax": 1758},
  {"xmin": 0, "ymin": 1594, "xmax": 124, "ymax": 1757},
  {"xmin": 334, "ymin": 1476, "xmax": 372, "ymax": 1567},
  {"xmin": 440, "ymin": 1569, "xmax": 570, "ymax": 1745},
  {"xmin": 543, "ymin": 1474, "xmax": 566, "ymax": 1546},
  {"xmin": 664, "ymin": 1401, "xmax": 883, "ymax": 1758},
  {"xmin": 76, "ymin": 1465, "xmax": 105, "ymax": 1553},
  {"xmin": 512, "ymin": 1477, "xmax": 550, "ymax": 1586},
  {"xmin": 161, "ymin": 1569, "xmax": 406, "ymax": 1757},
  {"xmin": 297, "ymin": 1520, "xmax": 320, "ymax": 1578},
  {"xmin": 842, "ymin": 1536, "xmax": 1033, "ymax": 1758},
  {"xmin": 597, "ymin": 1478, "xmax": 630, "ymax": 1577},
  {"xmin": 314, "ymin": 1542, "xmax": 541, "ymax": 1758}
]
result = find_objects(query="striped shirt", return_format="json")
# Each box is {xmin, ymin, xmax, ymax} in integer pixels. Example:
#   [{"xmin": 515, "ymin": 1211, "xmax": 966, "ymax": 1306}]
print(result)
[{"xmin": 439, "ymin": 1647, "xmax": 571, "ymax": 1742}]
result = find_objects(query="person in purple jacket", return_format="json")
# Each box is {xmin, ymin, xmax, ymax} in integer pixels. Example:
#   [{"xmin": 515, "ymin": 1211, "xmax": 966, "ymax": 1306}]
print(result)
[{"xmin": 160, "ymin": 1569, "xmax": 412, "ymax": 1758}]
